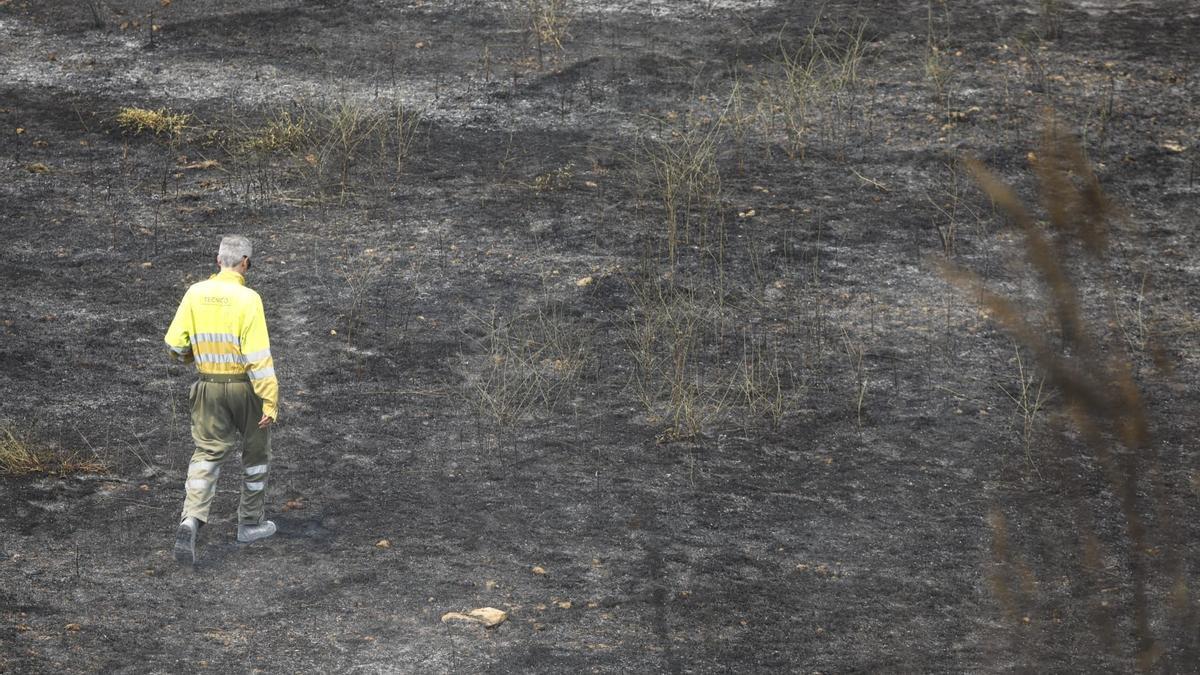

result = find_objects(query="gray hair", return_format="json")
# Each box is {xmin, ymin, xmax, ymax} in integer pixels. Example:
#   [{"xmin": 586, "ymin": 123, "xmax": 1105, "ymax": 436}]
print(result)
[{"xmin": 217, "ymin": 235, "xmax": 253, "ymax": 268}]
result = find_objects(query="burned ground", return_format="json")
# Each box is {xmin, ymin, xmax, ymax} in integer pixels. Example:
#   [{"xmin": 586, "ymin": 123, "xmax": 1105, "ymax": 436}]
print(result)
[{"xmin": 2, "ymin": 0, "xmax": 1200, "ymax": 672}]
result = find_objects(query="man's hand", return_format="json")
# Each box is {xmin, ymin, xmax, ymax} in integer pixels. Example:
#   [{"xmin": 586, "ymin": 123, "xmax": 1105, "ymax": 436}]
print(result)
[{"xmin": 258, "ymin": 414, "xmax": 275, "ymax": 429}]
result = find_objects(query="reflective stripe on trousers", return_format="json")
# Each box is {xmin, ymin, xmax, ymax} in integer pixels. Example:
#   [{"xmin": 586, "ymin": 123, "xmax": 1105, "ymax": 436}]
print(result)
[{"xmin": 180, "ymin": 378, "xmax": 273, "ymax": 525}]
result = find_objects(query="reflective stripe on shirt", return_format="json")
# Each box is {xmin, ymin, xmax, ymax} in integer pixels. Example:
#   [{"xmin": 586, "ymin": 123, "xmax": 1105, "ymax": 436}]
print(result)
[
  {"xmin": 242, "ymin": 348, "xmax": 272, "ymax": 363},
  {"xmin": 248, "ymin": 367, "xmax": 276, "ymax": 380},
  {"xmin": 194, "ymin": 353, "xmax": 247, "ymax": 364},
  {"xmin": 194, "ymin": 332, "xmax": 241, "ymax": 346}
]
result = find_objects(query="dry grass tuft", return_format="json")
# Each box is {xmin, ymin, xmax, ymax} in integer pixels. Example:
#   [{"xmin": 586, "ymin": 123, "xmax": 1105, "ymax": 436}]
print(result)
[
  {"xmin": 751, "ymin": 16, "xmax": 869, "ymax": 159},
  {"xmin": 0, "ymin": 427, "xmax": 46, "ymax": 475},
  {"xmin": 626, "ymin": 280, "xmax": 728, "ymax": 442},
  {"xmin": 0, "ymin": 426, "xmax": 108, "ymax": 477},
  {"xmin": 231, "ymin": 100, "xmax": 424, "ymax": 202},
  {"xmin": 527, "ymin": 0, "xmax": 571, "ymax": 51},
  {"xmin": 508, "ymin": 0, "xmax": 573, "ymax": 68},
  {"xmin": 632, "ymin": 116, "xmax": 725, "ymax": 268},
  {"xmin": 528, "ymin": 163, "xmax": 575, "ymax": 192},
  {"xmin": 624, "ymin": 276, "xmax": 804, "ymax": 442},
  {"xmin": 239, "ymin": 109, "xmax": 311, "ymax": 154},
  {"xmin": 115, "ymin": 106, "xmax": 190, "ymax": 137},
  {"xmin": 461, "ymin": 307, "xmax": 592, "ymax": 443}
]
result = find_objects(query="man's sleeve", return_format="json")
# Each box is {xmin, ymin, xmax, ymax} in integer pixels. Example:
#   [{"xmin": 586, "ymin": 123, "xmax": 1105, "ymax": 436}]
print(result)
[
  {"xmin": 164, "ymin": 291, "xmax": 194, "ymax": 363},
  {"xmin": 242, "ymin": 294, "xmax": 279, "ymax": 420}
]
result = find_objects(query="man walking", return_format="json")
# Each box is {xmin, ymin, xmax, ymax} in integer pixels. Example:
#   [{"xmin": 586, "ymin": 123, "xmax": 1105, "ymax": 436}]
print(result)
[{"xmin": 164, "ymin": 235, "xmax": 280, "ymax": 565}]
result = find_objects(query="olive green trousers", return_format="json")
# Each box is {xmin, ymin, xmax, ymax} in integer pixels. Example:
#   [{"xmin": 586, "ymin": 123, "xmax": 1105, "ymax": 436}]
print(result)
[{"xmin": 180, "ymin": 376, "xmax": 272, "ymax": 525}]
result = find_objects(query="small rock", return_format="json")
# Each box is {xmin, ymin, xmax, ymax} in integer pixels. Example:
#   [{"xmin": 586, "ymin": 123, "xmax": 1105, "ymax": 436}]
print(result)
[{"xmin": 441, "ymin": 607, "xmax": 507, "ymax": 627}]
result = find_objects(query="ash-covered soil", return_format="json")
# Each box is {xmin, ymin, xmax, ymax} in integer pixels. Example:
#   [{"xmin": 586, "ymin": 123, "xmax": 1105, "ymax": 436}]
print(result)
[{"xmin": 2, "ymin": 0, "xmax": 1200, "ymax": 672}]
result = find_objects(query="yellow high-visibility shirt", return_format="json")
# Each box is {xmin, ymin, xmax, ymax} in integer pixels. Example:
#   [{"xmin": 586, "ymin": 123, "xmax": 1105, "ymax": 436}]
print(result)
[{"xmin": 163, "ymin": 269, "xmax": 279, "ymax": 420}]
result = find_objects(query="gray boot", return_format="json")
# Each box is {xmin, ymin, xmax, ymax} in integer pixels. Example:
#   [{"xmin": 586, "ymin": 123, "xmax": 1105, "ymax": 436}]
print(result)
[
  {"xmin": 174, "ymin": 517, "xmax": 200, "ymax": 566},
  {"xmin": 237, "ymin": 520, "xmax": 277, "ymax": 544}
]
